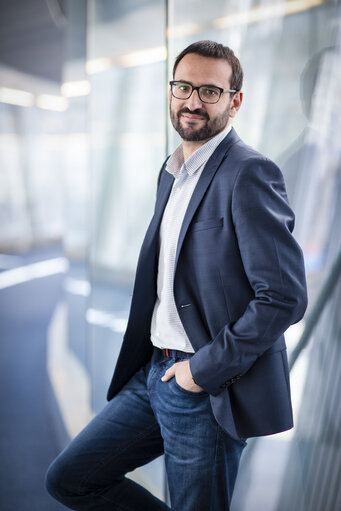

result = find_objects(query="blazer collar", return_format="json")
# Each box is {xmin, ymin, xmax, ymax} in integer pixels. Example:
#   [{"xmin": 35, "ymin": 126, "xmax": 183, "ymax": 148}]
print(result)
[{"xmin": 143, "ymin": 127, "xmax": 240, "ymax": 265}]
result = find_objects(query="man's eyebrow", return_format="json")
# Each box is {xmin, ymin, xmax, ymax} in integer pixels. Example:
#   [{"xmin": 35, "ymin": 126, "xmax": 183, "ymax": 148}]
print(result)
[
  {"xmin": 175, "ymin": 79, "xmax": 192, "ymax": 84},
  {"xmin": 175, "ymin": 79, "xmax": 223, "ymax": 88},
  {"xmin": 199, "ymin": 83, "xmax": 223, "ymax": 88}
]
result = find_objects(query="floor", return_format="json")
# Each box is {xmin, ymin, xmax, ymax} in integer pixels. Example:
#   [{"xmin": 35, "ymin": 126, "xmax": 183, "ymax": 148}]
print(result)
[{"xmin": 0, "ymin": 245, "xmax": 68, "ymax": 511}]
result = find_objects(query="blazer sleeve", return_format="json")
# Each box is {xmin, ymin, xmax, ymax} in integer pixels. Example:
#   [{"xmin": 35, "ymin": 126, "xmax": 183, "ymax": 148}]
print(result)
[{"xmin": 189, "ymin": 157, "xmax": 308, "ymax": 396}]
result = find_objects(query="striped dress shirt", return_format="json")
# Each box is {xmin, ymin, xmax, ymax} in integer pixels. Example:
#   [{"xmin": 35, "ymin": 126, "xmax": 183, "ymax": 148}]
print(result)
[{"xmin": 150, "ymin": 125, "xmax": 232, "ymax": 353}]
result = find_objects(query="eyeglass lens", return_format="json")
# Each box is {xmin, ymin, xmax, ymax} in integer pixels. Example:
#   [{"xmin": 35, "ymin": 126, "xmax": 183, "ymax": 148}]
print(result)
[{"xmin": 172, "ymin": 82, "xmax": 221, "ymax": 103}]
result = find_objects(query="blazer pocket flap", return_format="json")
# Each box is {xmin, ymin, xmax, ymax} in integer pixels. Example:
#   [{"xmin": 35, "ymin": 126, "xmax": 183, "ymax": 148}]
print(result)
[{"xmin": 191, "ymin": 217, "xmax": 223, "ymax": 232}]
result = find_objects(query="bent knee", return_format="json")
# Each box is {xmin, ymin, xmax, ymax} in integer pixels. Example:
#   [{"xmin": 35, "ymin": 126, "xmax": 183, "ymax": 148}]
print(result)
[
  {"xmin": 45, "ymin": 456, "xmax": 78, "ymax": 502},
  {"xmin": 46, "ymin": 453, "xmax": 124, "ymax": 504}
]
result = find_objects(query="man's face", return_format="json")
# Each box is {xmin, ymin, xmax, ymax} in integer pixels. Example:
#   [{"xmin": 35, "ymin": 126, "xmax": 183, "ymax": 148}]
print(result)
[{"xmin": 170, "ymin": 53, "xmax": 241, "ymax": 143}]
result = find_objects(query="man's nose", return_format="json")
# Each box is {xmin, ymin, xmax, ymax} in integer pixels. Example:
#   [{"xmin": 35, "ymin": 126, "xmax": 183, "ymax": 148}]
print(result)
[{"xmin": 185, "ymin": 88, "xmax": 203, "ymax": 110}]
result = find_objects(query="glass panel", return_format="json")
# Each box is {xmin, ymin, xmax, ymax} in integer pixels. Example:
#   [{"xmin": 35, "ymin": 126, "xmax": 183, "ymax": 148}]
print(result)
[
  {"xmin": 0, "ymin": 99, "xmax": 65, "ymax": 247},
  {"xmin": 87, "ymin": 0, "xmax": 166, "ymax": 407},
  {"xmin": 166, "ymin": 1, "xmax": 340, "ymax": 510},
  {"xmin": 87, "ymin": 0, "xmax": 167, "ymax": 500}
]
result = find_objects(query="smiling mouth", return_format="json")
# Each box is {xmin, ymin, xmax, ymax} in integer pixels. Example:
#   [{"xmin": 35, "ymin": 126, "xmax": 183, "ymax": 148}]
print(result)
[{"xmin": 181, "ymin": 113, "xmax": 205, "ymax": 122}]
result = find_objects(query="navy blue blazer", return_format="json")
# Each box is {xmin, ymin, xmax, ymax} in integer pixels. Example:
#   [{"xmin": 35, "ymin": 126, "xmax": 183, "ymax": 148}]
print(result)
[{"xmin": 107, "ymin": 128, "xmax": 308, "ymax": 440}]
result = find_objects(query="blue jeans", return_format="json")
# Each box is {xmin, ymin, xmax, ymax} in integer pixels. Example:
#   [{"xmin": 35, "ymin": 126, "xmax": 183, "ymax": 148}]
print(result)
[{"xmin": 46, "ymin": 349, "xmax": 246, "ymax": 510}]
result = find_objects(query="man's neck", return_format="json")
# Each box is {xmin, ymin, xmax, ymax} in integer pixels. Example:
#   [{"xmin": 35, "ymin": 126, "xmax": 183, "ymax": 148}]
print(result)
[{"xmin": 182, "ymin": 140, "xmax": 207, "ymax": 161}]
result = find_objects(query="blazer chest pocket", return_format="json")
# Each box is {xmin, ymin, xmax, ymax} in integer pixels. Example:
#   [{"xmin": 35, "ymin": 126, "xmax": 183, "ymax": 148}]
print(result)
[{"xmin": 190, "ymin": 217, "xmax": 223, "ymax": 233}]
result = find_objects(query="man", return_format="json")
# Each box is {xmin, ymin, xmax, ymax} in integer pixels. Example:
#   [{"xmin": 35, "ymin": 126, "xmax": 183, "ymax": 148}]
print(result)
[{"xmin": 46, "ymin": 40, "xmax": 307, "ymax": 511}]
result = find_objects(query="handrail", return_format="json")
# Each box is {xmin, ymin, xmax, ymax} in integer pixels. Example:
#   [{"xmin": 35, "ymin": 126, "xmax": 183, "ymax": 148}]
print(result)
[{"xmin": 289, "ymin": 248, "xmax": 341, "ymax": 371}]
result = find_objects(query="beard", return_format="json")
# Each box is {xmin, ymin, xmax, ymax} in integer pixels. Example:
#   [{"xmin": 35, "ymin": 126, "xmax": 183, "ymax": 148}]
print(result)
[{"xmin": 170, "ymin": 101, "xmax": 231, "ymax": 142}]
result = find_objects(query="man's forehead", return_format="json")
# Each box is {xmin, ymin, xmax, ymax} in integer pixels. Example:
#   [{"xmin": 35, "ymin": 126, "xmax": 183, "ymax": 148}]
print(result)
[{"xmin": 174, "ymin": 53, "xmax": 232, "ymax": 86}]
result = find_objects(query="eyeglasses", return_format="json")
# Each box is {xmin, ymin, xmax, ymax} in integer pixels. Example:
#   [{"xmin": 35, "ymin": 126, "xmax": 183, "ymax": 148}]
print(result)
[{"xmin": 169, "ymin": 80, "xmax": 236, "ymax": 104}]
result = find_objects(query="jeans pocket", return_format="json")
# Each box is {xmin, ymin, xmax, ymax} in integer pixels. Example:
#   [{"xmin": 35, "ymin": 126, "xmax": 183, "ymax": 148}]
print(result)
[{"xmin": 173, "ymin": 375, "xmax": 207, "ymax": 396}]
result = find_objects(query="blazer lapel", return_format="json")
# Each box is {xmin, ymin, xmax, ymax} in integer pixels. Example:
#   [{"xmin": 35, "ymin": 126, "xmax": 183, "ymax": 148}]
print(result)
[
  {"xmin": 175, "ymin": 128, "xmax": 240, "ymax": 268},
  {"xmin": 142, "ymin": 168, "xmax": 174, "ymax": 252}
]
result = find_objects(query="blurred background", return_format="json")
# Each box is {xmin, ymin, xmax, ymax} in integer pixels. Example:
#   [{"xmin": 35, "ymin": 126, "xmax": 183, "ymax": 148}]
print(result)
[{"xmin": 0, "ymin": 0, "xmax": 340, "ymax": 510}]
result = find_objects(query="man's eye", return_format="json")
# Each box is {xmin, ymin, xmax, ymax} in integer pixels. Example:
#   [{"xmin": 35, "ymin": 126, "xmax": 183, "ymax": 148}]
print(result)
[
  {"xmin": 178, "ymin": 84, "xmax": 190, "ymax": 92},
  {"xmin": 201, "ymin": 87, "xmax": 219, "ymax": 97}
]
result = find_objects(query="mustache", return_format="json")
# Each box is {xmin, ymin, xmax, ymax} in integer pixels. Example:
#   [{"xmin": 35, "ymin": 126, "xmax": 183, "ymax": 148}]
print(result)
[{"xmin": 177, "ymin": 107, "xmax": 209, "ymax": 120}]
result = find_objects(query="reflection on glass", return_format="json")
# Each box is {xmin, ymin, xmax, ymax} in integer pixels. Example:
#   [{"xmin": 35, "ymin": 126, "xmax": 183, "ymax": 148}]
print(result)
[{"xmin": 166, "ymin": 1, "xmax": 341, "ymax": 510}]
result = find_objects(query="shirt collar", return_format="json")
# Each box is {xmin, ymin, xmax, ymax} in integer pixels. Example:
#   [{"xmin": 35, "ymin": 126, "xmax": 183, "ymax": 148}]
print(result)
[{"xmin": 166, "ymin": 125, "xmax": 232, "ymax": 179}]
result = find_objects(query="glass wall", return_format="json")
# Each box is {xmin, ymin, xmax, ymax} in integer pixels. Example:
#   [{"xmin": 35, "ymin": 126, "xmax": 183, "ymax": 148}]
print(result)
[
  {"xmin": 85, "ymin": 0, "xmax": 167, "ymax": 498},
  {"xmin": 86, "ymin": 0, "xmax": 166, "ymax": 402},
  {"xmin": 165, "ymin": 2, "xmax": 341, "ymax": 510},
  {"xmin": 164, "ymin": 2, "xmax": 340, "ymax": 510},
  {"xmin": 0, "ymin": 83, "xmax": 65, "ymax": 248}
]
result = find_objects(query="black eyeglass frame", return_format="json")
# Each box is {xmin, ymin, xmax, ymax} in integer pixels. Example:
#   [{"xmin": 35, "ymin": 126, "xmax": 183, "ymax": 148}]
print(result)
[{"xmin": 169, "ymin": 80, "xmax": 237, "ymax": 104}]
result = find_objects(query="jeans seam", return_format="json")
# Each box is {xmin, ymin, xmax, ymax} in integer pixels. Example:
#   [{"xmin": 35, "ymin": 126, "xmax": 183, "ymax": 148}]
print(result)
[
  {"xmin": 147, "ymin": 364, "xmax": 159, "ymax": 401},
  {"xmin": 78, "ymin": 422, "xmax": 162, "ymax": 496},
  {"xmin": 210, "ymin": 423, "xmax": 221, "ymax": 511}
]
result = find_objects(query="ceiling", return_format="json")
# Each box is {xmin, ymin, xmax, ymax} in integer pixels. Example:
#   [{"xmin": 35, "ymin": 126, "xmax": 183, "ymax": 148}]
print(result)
[{"xmin": 0, "ymin": 0, "xmax": 66, "ymax": 83}]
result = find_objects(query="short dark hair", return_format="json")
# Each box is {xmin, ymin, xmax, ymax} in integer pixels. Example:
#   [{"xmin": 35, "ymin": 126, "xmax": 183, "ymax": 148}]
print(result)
[{"xmin": 173, "ymin": 40, "xmax": 243, "ymax": 92}]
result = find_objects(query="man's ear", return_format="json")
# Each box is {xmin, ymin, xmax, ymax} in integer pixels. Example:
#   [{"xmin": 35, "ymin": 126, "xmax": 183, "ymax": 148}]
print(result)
[{"xmin": 229, "ymin": 91, "xmax": 243, "ymax": 119}]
